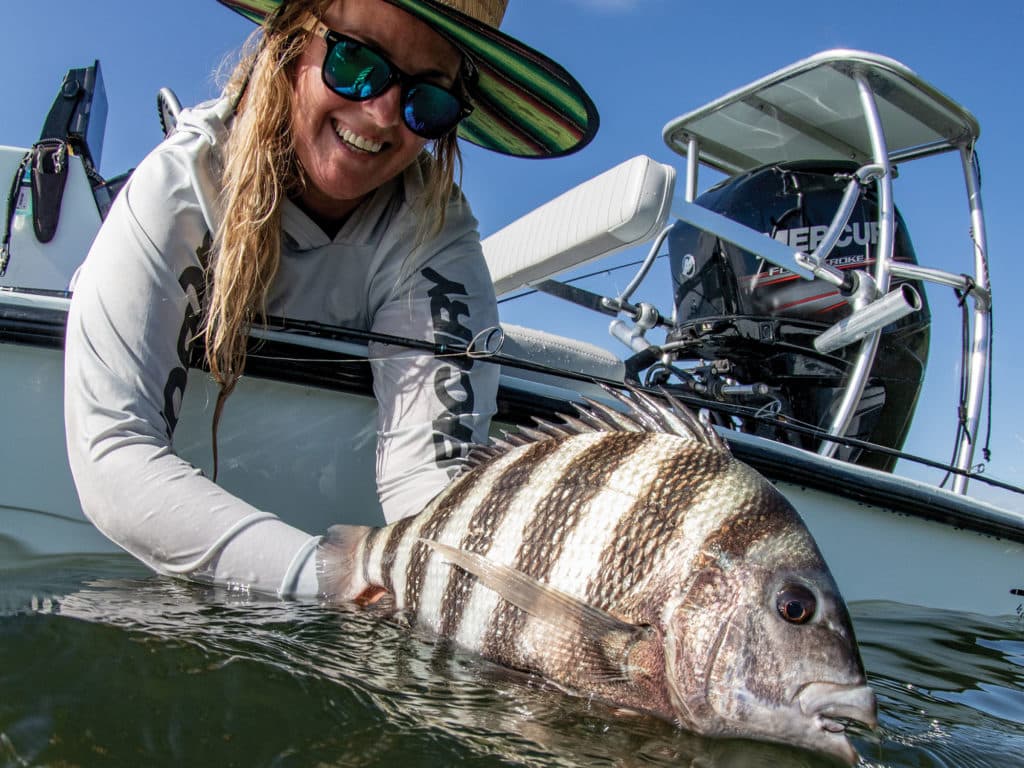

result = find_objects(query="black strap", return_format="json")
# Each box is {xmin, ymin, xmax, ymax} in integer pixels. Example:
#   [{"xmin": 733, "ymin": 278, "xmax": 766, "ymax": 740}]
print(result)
[{"xmin": 0, "ymin": 150, "xmax": 32, "ymax": 277}]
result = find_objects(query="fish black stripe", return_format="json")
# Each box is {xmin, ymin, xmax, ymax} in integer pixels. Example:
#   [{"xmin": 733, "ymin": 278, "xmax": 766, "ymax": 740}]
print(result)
[
  {"xmin": 403, "ymin": 465, "xmax": 482, "ymax": 617},
  {"xmin": 381, "ymin": 515, "xmax": 416, "ymax": 598},
  {"xmin": 584, "ymin": 440, "xmax": 733, "ymax": 615},
  {"xmin": 482, "ymin": 432, "xmax": 656, "ymax": 664},
  {"xmin": 537, "ymin": 439, "xmax": 735, "ymax": 690},
  {"xmin": 684, "ymin": 470, "xmax": 833, "ymax": 707},
  {"xmin": 437, "ymin": 437, "xmax": 566, "ymax": 638},
  {"xmin": 697, "ymin": 472, "xmax": 802, "ymax": 561}
]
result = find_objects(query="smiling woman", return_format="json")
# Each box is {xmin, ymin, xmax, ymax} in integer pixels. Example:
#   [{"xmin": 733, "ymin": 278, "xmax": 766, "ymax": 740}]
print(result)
[
  {"xmin": 61, "ymin": 0, "xmax": 598, "ymax": 601},
  {"xmin": 289, "ymin": 2, "xmax": 466, "ymax": 223}
]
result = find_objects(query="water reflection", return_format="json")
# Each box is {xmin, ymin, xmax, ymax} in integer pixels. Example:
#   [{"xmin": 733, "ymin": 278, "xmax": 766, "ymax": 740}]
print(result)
[
  {"xmin": 2, "ymin": 555, "xmax": 1023, "ymax": 767},
  {"xmin": 8, "ymin": 569, "xmax": 833, "ymax": 767},
  {"xmin": 852, "ymin": 602, "xmax": 1024, "ymax": 768}
]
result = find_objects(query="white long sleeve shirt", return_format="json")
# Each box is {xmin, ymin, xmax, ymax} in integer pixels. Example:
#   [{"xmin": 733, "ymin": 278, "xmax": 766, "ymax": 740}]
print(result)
[{"xmin": 64, "ymin": 99, "xmax": 499, "ymax": 598}]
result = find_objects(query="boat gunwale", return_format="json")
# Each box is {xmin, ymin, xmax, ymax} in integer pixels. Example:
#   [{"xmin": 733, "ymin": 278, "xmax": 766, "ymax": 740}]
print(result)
[{"xmin": 4, "ymin": 295, "xmax": 1022, "ymax": 547}]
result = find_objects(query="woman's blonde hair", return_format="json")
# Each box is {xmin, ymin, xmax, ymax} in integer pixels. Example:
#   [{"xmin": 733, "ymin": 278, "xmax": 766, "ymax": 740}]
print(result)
[{"xmin": 204, "ymin": 0, "xmax": 464, "ymax": 466}]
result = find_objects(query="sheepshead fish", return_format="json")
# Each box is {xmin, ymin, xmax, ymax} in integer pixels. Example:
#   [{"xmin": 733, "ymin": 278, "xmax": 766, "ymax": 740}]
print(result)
[{"xmin": 320, "ymin": 387, "xmax": 876, "ymax": 764}]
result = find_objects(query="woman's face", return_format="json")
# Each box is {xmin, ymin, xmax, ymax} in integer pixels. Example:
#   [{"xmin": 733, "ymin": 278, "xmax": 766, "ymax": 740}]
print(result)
[{"xmin": 291, "ymin": 0, "xmax": 462, "ymax": 224}]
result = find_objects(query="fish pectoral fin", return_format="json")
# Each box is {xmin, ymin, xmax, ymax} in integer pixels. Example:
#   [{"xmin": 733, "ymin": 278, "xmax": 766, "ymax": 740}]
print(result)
[{"xmin": 420, "ymin": 538, "xmax": 652, "ymax": 669}]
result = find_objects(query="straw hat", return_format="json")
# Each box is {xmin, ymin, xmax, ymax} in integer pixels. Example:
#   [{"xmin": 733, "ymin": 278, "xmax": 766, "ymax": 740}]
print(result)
[{"xmin": 217, "ymin": 0, "xmax": 600, "ymax": 158}]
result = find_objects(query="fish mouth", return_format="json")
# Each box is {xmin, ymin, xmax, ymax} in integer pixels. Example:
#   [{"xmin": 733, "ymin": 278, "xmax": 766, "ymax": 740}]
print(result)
[{"xmin": 796, "ymin": 681, "xmax": 878, "ymax": 763}]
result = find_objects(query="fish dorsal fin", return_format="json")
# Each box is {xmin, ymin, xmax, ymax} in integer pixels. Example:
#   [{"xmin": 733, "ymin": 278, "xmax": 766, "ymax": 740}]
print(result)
[
  {"xmin": 552, "ymin": 385, "xmax": 727, "ymax": 451},
  {"xmin": 601, "ymin": 385, "xmax": 727, "ymax": 451},
  {"xmin": 421, "ymin": 538, "xmax": 655, "ymax": 685},
  {"xmin": 463, "ymin": 444, "xmax": 503, "ymax": 469},
  {"xmin": 464, "ymin": 385, "xmax": 727, "ymax": 471}
]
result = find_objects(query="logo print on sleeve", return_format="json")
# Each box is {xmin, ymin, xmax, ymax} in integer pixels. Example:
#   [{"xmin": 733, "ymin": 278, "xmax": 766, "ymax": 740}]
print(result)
[
  {"xmin": 422, "ymin": 266, "xmax": 476, "ymax": 466},
  {"xmin": 160, "ymin": 235, "xmax": 210, "ymax": 437}
]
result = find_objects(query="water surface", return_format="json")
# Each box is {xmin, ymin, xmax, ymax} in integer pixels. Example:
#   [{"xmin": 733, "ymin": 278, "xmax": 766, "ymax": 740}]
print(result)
[{"xmin": 2, "ymin": 551, "xmax": 1022, "ymax": 767}]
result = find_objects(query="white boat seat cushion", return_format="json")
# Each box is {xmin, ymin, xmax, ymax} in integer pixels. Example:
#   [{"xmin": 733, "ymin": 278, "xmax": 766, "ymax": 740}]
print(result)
[{"xmin": 483, "ymin": 155, "xmax": 675, "ymax": 296}]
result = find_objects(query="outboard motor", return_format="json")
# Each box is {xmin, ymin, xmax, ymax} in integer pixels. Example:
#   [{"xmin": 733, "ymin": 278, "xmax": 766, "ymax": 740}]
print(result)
[{"xmin": 662, "ymin": 161, "xmax": 930, "ymax": 470}]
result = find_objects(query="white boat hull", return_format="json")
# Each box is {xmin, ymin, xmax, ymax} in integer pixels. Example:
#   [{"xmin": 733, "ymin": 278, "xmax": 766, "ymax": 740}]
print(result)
[
  {"xmin": 3, "ymin": 328, "xmax": 1022, "ymax": 617},
  {"xmin": 782, "ymin": 482, "xmax": 1023, "ymax": 617}
]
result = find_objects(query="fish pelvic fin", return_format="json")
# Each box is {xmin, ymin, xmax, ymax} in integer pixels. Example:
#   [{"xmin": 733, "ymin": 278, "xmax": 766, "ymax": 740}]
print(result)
[
  {"xmin": 318, "ymin": 524, "xmax": 380, "ymax": 605},
  {"xmin": 421, "ymin": 538, "xmax": 658, "ymax": 687}
]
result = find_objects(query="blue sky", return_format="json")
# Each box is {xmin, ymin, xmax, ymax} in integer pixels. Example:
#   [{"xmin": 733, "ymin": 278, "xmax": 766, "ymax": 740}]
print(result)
[{"xmin": 3, "ymin": 0, "xmax": 1021, "ymax": 508}]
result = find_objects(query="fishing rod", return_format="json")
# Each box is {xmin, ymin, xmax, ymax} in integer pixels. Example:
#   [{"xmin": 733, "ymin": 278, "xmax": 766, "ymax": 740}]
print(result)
[{"xmin": 247, "ymin": 315, "xmax": 1023, "ymax": 499}]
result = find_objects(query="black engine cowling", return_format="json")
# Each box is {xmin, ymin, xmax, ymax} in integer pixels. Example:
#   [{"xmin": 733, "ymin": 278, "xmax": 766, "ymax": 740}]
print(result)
[{"xmin": 663, "ymin": 161, "xmax": 930, "ymax": 470}]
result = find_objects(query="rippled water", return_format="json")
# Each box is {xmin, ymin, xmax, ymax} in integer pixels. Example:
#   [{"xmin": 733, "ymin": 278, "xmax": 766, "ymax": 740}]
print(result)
[{"xmin": 2, "ymin": 551, "xmax": 1022, "ymax": 768}]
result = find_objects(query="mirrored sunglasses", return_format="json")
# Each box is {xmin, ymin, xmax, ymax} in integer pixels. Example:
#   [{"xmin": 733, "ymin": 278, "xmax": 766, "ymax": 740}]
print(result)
[{"xmin": 302, "ymin": 16, "xmax": 473, "ymax": 140}]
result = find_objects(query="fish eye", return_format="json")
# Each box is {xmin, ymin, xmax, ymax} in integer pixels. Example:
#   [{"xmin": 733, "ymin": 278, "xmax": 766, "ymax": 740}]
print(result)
[{"xmin": 775, "ymin": 584, "xmax": 816, "ymax": 624}]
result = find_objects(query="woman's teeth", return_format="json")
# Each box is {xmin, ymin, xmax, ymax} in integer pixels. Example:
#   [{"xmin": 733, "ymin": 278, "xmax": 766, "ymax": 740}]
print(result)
[{"xmin": 337, "ymin": 126, "xmax": 383, "ymax": 154}]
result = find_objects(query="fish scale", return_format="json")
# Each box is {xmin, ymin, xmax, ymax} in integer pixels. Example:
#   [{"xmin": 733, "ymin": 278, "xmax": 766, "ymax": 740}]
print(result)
[
  {"xmin": 451, "ymin": 432, "xmax": 604, "ymax": 651},
  {"xmin": 380, "ymin": 515, "xmax": 415, "ymax": 596},
  {"xmin": 363, "ymin": 521, "xmax": 388, "ymax": 587},
  {"xmin": 319, "ymin": 387, "xmax": 877, "ymax": 765},
  {"xmin": 400, "ymin": 437, "xmax": 528, "ymax": 623},
  {"xmin": 580, "ymin": 436, "xmax": 730, "ymax": 611},
  {"xmin": 435, "ymin": 436, "xmax": 566, "ymax": 638},
  {"xmin": 676, "ymin": 463, "xmax": 768, "ymax": 569},
  {"xmin": 416, "ymin": 437, "xmax": 562, "ymax": 633},
  {"xmin": 388, "ymin": 511, "xmax": 428, "ymax": 611},
  {"xmin": 484, "ymin": 432, "xmax": 658, "ymax": 665},
  {"xmin": 518, "ymin": 434, "xmax": 742, "ymax": 687}
]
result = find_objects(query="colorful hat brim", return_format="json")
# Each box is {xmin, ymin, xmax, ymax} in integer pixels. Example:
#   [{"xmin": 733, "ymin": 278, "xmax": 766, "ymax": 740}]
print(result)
[{"xmin": 216, "ymin": 0, "xmax": 599, "ymax": 158}]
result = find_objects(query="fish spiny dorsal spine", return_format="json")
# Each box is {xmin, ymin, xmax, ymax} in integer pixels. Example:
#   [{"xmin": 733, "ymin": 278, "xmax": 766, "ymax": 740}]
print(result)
[{"xmin": 464, "ymin": 386, "xmax": 728, "ymax": 472}]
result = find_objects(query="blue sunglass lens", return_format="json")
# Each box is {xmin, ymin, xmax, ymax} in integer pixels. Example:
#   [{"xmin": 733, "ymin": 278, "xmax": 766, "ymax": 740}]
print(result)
[
  {"xmin": 323, "ymin": 35, "xmax": 465, "ymax": 139},
  {"xmin": 403, "ymin": 84, "xmax": 462, "ymax": 139},
  {"xmin": 324, "ymin": 39, "xmax": 392, "ymax": 99}
]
